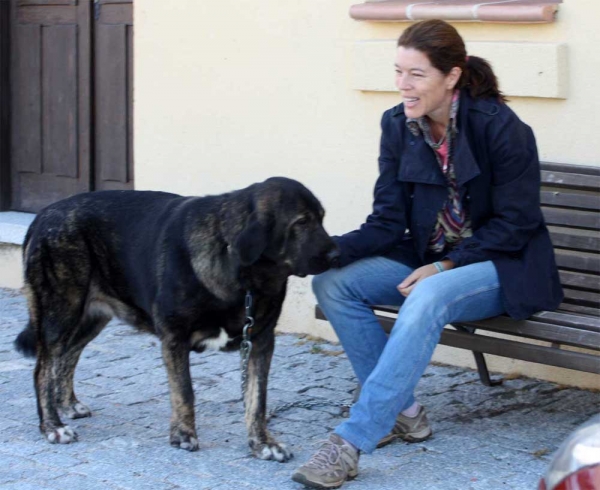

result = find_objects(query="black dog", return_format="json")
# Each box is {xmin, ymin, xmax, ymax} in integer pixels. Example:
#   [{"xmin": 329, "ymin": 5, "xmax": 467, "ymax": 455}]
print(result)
[{"xmin": 15, "ymin": 177, "xmax": 339, "ymax": 462}]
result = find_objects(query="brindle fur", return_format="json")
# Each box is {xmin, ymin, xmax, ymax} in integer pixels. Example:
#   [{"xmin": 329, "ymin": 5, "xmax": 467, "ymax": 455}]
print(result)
[{"xmin": 15, "ymin": 177, "xmax": 338, "ymax": 461}]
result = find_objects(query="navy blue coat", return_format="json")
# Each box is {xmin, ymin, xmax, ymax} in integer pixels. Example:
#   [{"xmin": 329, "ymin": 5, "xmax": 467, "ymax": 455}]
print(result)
[{"xmin": 335, "ymin": 90, "xmax": 563, "ymax": 320}]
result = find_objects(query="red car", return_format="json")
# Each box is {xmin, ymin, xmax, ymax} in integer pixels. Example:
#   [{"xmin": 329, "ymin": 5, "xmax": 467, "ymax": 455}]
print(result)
[{"xmin": 539, "ymin": 415, "xmax": 600, "ymax": 490}]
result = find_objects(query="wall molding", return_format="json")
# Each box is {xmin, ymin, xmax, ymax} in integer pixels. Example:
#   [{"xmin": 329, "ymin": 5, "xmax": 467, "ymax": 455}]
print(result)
[
  {"xmin": 350, "ymin": 1, "xmax": 560, "ymax": 23},
  {"xmin": 353, "ymin": 40, "xmax": 568, "ymax": 99}
]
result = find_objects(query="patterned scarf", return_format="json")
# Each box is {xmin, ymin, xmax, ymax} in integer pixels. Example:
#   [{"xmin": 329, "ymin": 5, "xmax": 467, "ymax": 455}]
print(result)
[{"xmin": 406, "ymin": 90, "xmax": 472, "ymax": 253}]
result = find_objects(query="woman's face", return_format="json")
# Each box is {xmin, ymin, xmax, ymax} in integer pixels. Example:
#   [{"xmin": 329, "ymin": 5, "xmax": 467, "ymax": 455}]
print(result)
[{"xmin": 394, "ymin": 46, "xmax": 461, "ymax": 123}]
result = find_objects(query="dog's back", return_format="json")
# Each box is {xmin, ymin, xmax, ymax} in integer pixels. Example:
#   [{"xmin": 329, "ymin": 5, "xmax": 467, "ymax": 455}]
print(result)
[{"xmin": 16, "ymin": 190, "xmax": 185, "ymax": 356}]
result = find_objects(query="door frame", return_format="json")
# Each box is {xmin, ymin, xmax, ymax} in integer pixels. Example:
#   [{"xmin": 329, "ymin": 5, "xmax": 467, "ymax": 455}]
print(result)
[{"xmin": 0, "ymin": 1, "xmax": 9, "ymax": 211}]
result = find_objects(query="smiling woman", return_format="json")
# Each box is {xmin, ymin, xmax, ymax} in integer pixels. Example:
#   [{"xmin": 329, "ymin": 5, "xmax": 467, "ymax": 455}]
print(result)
[
  {"xmin": 393, "ymin": 19, "xmax": 505, "ymax": 141},
  {"xmin": 292, "ymin": 19, "xmax": 563, "ymax": 490},
  {"xmin": 394, "ymin": 48, "xmax": 460, "ymax": 139}
]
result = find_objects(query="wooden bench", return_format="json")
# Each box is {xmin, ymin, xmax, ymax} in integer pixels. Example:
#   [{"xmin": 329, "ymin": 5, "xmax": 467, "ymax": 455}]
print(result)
[{"xmin": 316, "ymin": 162, "xmax": 600, "ymax": 385}]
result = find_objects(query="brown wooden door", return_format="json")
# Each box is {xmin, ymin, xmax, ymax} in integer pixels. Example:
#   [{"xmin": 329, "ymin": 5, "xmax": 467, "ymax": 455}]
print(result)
[
  {"xmin": 8, "ymin": 0, "xmax": 133, "ymax": 212},
  {"xmin": 10, "ymin": 0, "xmax": 92, "ymax": 212}
]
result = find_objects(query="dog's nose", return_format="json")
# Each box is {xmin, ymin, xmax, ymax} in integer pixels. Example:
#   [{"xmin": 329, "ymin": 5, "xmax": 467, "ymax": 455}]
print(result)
[{"xmin": 326, "ymin": 248, "xmax": 341, "ymax": 268}]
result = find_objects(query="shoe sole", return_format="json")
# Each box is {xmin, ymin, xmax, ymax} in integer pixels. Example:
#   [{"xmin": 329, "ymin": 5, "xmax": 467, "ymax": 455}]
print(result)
[
  {"xmin": 377, "ymin": 428, "xmax": 433, "ymax": 449},
  {"xmin": 291, "ymin": 470, "xmax": 358, "ymax": 489}
]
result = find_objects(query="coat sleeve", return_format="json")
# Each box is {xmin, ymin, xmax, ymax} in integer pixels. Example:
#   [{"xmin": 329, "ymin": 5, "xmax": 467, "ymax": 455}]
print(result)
[
  {"xmin": 446, "ymin": 112, "xmax": 545, "ymax": 267},
  {"xmin": 334, "ymin": 111, "xmax": 409, "ymax": 267}
]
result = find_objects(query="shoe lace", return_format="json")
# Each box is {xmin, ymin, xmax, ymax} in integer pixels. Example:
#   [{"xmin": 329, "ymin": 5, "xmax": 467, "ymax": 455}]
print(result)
[{"xmin": 304, "ymin": 439, "xmax": 344, "ymax": 469}]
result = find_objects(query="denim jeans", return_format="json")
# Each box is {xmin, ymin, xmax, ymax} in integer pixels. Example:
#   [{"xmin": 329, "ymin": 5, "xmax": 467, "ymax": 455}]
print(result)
[{"xmin": 312, "ymin": 256, "xmax": 505, "ymax": 454}]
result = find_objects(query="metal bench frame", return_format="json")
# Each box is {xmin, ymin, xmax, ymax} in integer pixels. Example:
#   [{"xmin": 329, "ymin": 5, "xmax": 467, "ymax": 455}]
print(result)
[{"xmin": 316, "ymin": 162, "xmax": 600, "ymax": 385}]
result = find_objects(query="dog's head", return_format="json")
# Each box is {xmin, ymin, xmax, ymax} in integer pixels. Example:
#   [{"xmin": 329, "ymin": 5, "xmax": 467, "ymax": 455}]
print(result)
[{"xmin": 234, "ymin": 177, "xmax": 339, "ymax": 277}]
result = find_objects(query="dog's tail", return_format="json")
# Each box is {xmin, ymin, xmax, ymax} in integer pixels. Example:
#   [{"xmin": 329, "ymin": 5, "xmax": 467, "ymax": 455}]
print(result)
[{"xmin": 14, "ymin": 322, "xmax": 37, "ymax": 358}]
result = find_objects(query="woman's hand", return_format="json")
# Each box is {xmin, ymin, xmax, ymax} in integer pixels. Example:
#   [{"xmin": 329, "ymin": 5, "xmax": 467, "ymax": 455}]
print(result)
[{"xmin": 397, "ymin": 260, "xmax": 455, "ymax": 297}]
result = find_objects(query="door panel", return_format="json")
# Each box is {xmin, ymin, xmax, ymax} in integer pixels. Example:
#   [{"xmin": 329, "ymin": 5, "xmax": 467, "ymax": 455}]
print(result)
[
  {"xmin": 94, "ymin": 0, "xmax": 133, "ymax": 191},
  {"xmin": 10, "ymin": 0, "xmax": 91, "ymax": 212},
  {"xmin": 43, "ymin": 25, "xmax": 78, "ymax": 178},
  {"xmin": 12, "ymin": 23, "xmax": 41, "ymax": 174},
  {"xmin": 0, "ymin": 3, "xmax": 9, "ymax": 210}
]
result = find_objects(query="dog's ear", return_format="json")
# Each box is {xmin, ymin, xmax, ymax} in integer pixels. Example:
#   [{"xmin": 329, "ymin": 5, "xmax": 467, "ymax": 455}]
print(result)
[{"xmin": 234, "ymin": 212, "xmax": 269, "ymax": 266}]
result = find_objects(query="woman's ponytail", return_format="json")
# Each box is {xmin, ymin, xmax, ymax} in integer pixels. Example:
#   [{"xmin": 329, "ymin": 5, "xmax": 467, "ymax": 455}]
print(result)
[{"xmin": 463, "ymin": 55, "xmax": 506, "ymax": 102}]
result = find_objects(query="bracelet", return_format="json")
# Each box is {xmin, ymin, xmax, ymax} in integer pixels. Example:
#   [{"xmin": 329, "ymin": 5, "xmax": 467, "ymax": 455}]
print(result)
[{"xmin": 433, "ymin": 261, "xmax": 445, "ymax": 273}]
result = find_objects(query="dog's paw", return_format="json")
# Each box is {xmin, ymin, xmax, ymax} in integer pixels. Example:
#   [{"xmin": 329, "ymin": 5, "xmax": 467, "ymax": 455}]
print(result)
[
  {"xmin": 170, "ymin": 430, "xmax": 199, "ymax": 452},
  {"xmin": 252, "ymin": 441, "xmax": 293, "ymax": 462},
  {"xmin": 61, "ymin": 402, "xmax": 92, "ymax": 419},
  {"xmin": 45, "ymin": 426, "xmax": 78, "ymax": 444}
]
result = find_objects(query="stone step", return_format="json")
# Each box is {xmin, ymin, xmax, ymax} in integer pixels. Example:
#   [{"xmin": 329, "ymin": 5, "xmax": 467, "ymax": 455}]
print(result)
[{"xmin": 0, "ymin": 212, "xmax": 35, "ymax": 288}]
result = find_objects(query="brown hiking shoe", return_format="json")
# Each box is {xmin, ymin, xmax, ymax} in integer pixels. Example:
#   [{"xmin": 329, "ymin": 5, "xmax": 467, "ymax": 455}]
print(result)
[
  {"xmin": 377, "ymin": 405, "xmax": 432, "ymax": 448},
  {"xmin": 292, "ymin": 434, "xmax": 359, "ymax": 489}
]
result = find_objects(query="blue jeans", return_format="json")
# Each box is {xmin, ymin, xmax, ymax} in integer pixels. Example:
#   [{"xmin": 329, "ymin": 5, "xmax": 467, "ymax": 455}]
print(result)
[{"xmin": 312, "ymin": 256, "xmax": 505, "ymax": 454}]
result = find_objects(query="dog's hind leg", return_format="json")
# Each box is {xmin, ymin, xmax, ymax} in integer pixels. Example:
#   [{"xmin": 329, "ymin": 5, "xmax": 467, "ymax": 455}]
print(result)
[
  {"xmin": 34, "ymin": 313, "xmax": 108, "ymax": 442},
  {"xmin": 26, "ymin": 244, "xmax": 95, "ymax": 444},
  {"xmin": 244, "ymin": 330, "xmax": 293, "ymax": 462},
  {"xmin": 34, "ymin": 346, "xmax": 78, "ymax": 444},
  {"xmin": 161, "ymin": 336, "xmax": 199, "ymax": 451},
  {"xmin": 55, "ymin": 312, "xmax": 111, "ymax": 419}
]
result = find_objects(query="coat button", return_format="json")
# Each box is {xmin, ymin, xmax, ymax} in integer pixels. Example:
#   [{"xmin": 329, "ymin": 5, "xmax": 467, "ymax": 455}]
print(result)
[{"xmin": 409, "ymin": 140, "xmax": 415, "ymax": 146}]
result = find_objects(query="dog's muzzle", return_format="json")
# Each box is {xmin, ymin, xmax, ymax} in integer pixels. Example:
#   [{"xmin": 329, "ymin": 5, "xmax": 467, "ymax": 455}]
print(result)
[{"xmin": 325, "ymin": 247, "xmax": 341, "ymax": 269}]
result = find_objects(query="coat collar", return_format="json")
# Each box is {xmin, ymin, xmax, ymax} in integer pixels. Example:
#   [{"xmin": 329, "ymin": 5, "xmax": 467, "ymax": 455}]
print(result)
[{"xmin": 394, "ymin": 90, "xmax": 499, "ymax": 187}]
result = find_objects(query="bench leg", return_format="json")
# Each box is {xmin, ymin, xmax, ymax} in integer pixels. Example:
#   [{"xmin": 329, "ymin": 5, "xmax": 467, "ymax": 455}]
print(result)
[
  {"xmin": 472, "ymin": 351, "xmax": 503, "ymax": 387},
  {"xmin": 452, "ymin": 325, "xmax": 503, "ymax": 387}
]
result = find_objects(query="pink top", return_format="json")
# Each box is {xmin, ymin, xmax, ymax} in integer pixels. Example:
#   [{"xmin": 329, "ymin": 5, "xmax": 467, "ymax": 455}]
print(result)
[{"xmin": 434, "ymin": 139, "xmax": 449, "ymax": 174}]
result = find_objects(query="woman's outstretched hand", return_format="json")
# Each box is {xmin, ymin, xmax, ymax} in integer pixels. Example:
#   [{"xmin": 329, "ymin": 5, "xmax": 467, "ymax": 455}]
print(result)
[{"xmin": 397, "ymin": 260, "xmax": 455, "ymax": 297}]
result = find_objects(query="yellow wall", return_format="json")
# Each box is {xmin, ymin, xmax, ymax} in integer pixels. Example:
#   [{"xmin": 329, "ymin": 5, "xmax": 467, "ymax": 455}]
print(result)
[{"xmin": 135, "ymin": 1, "xmax": 600, "ymax": 389}]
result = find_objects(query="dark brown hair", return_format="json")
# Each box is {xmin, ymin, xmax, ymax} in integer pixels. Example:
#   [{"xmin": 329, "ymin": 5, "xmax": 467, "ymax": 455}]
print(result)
[{"xmin": 397, "ymin": 20, "xmax": 506, "ymax": 102}]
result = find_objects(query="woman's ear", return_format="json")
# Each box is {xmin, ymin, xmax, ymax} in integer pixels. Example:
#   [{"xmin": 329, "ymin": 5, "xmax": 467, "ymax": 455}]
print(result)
[
  {"xmin": 447, "ymin": 66, "xmax": 462, "ymax": 90},
  {"xmin": 233, "ymin": 212, "xmax": 269, "ymax": 266}
]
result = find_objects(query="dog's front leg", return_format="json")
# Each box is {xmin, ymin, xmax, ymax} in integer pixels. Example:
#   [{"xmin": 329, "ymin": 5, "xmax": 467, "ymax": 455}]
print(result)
[
  {"xmin": 244, "ymin": 330, "xmax": 293, "ymax": 462},
  {"xmin": 161, "ymin": 337, "xmax": 199, "ymax": 451}
]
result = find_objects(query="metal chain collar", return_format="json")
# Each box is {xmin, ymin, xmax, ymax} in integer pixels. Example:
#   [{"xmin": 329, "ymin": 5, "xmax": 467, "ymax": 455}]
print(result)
[
  {"xmin": 239, "ymin": 290, "xmax": 254, "ymax": 408},
  {"xmin": 239, "ymin": 291, "xmax": 353, "ymax": 417}
]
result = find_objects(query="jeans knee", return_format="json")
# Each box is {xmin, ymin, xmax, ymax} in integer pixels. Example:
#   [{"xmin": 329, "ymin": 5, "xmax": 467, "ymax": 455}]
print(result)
[
  {"xmin": 312, "ymin": 270, "xmax": 339, "ymax": 304},
  {"xmin": 397, "ymin": 287, "xmax": 447, "ymax": 329}
]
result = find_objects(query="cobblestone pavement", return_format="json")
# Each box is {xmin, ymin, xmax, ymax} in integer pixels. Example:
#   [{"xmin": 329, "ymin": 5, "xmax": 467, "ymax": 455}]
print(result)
[{"xmin": 1, "ymin": 287, "xmax": 598, "ymax": 490}]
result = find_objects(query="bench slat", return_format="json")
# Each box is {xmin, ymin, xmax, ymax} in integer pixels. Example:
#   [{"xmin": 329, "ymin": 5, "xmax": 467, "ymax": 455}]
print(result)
[
  {"xmin": 531, "ymin": 310, "xmax": 600, "ymax": 331},
  {"xmin": 559, "ymin": 270, "xmax": 600, "ymax": 292},
  {"xmin": 562, "ymin": 287, "xmax": 600, "ymax": 307},
  {"xmin": 549, "ymin": 226, "xmax": 600, "ymax": 252},
  {"xmin": 320, "ymin": 304, "xmax": 600, "ymax": 348},
  {"xmin": 357, "ymin": 305, "xmax": 600, "ymax": 333},
  {"xmin": 541, "ymin": 170, "xmax": 600, "ymax": 192},
  {"xmin": 542, "ymin": 207, "xmax": 600, "ymax": 230},
  {"xmin": 364, "ymin": 307, "xmax": 600, "ymax": 349},
  {"xmin": 440, "ymin": 329, "xmax": 600, "ymax": 374},
  {"xmin": 555, "ymin": 249, "xmax": 600, "ymax": 274},
  {"xmin": 455, "ymin": 317, "xmax": 600, "ymax": 349},
  {"xmin": 557, "ymin": 303, "xmax": 600, "ymax": 317},
  {"xmin": 541, "ymin": 191, "xmax": 600, "ymax": 211},
  {"xmin": 541, "ymin": 162, "xmax": 600, "ymax": 177}
]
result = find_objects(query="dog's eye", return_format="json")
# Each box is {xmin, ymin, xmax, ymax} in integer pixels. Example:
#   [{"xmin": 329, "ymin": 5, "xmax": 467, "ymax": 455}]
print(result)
[{"xmin": 295, "ymin": 216, "xmax": 309, "ymax": 226}]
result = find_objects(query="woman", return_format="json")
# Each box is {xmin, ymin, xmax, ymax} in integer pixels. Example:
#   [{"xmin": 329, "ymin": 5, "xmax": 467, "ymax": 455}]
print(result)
[{"xmin": 292, "ymin": 20, "xmax": 563, "ymax": 489}]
